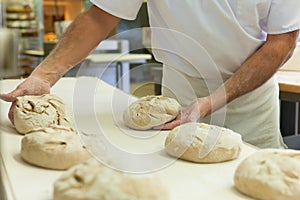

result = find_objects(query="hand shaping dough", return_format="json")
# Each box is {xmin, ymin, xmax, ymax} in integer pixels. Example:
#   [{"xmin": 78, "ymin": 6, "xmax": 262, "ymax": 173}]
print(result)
[
  {"xmin": 21, "ymin": 128, "xmax": 91, "ymax": 170},
  {"xmin": 234, "ymin": 149, "xmax": 300, "ymax": 200},
  {"xmin": 123, "ymin": 95, "xmax": 181, "ymax": 130},
  {"xmin": 53, "ymin": 158, "xmax": 170, "ymax": 200},
  {"xmin": 165, "ymin": 123, "xmax": 243, "ymax": 163},
  {"xmin": 14, "ymin": 94, "xmax": 75, "ymax": 134}
]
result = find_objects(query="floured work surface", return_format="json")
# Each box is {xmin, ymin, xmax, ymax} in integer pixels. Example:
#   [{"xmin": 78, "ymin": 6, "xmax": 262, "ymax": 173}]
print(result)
[{"xmin": 0, "ymin": 77, "xmax": 257, "ymax": 200}]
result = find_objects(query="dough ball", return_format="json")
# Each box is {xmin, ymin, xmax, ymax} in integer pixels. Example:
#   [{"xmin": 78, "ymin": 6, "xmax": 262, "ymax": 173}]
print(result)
[
  {"xmin": 14, "ymin": 94, "xmax": 75, "ymax": 134},
  {"xmin": 53, "ymin": 159, "xmax": 170, "ymax": 200},
  {"xmin": 21, "ymin": 128, "xmax": 91, "ymax": 170},
  {"xmin": 123, "ymin": 95, "xmax": 181, "ymax": 130},
  {"xmin": 165, "ymin": 123, "xmax": 243, "ymax": 163},
  {"xmin": 234, "ymin": 149, "xmax": 300, "ymax": 200}
]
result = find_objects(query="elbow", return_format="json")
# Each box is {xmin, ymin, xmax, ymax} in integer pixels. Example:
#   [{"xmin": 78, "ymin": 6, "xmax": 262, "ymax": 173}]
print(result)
[
  {"xmin": 285, "ymin": 30, "xmax": 299, "ymax": 60},
  {"xmin": 266, "ymin": 29, "xmax": 300, "ymax": 65}
]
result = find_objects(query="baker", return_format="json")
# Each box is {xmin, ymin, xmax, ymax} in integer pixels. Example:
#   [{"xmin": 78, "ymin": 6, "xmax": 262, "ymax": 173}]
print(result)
[{"xmin": 1, "ymin": 1, "xmax": 299, "ymax": 148}]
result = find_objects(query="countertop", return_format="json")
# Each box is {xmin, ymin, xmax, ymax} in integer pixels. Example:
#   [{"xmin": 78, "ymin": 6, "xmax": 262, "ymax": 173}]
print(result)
[
  {"xmin": 277, "ymin": 70, "xmax": 300, "ymax": 95},
  {"xmin": 0, "ymin": 77, "xmax": 257, "ymax": 200},
  {"xmin": 276, "ymin": 42, "xmax": 300, "ymax": 95}
]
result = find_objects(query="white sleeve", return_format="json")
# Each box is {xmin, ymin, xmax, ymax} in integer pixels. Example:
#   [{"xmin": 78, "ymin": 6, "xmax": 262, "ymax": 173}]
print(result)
[
  {"xmin": 90, "ymin": 0, "xmax": 144, "ymax": 20},
  {"xmin": 267, "ymin": 0, "xmax": 300, "ymax": 34}
]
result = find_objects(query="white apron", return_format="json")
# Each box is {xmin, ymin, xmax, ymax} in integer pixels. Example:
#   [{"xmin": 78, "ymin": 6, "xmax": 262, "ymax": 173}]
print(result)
[{"xmin": 145, "ymin": 1, "xmax": 286, "ymax": 148}]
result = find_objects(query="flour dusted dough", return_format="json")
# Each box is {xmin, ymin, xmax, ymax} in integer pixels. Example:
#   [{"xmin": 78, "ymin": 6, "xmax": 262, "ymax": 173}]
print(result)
[
  {"xmin": 165, "ymin": 123, "xmax": 243, "ymax": 163},
  {"xmin": 53, "ymin": 158, "xmax": 169, "ymax": 200},
  {"xmin": 234, "ymin": 149, "xmax": 300, "ymax": 200},
  {"xmin": 123, "ymin": 95, "xmax": 181, "ymax": 130},
  {"xmin": 21, "ymin": 128, "xmax": 91, "ymax": 170},
  {"xmin": 14, "ymin": 94, "xmax": 75, "ymax": 134}
]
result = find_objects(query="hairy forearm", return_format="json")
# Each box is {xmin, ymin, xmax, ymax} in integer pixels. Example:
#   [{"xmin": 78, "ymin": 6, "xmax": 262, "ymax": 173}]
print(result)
[
  {"xmin": 31, "ymin": 5, "xmax": 120, "ymax": 86},
  {"xmin": 207, "ymin": 30, "xmax": 299, "ymax": 114}
]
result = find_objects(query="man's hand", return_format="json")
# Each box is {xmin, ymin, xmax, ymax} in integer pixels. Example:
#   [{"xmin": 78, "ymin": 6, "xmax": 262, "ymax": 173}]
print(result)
[
  {"xmin": 0, "ymin": 76, "xmax": 51, "ymax": 124},
  {"xmin": 0, "ymin": 76, "xmax": 50, "ymax": 102},
  {"xmin": 156, "ymin": 97, "xmax": 211, "ymax": 130}
]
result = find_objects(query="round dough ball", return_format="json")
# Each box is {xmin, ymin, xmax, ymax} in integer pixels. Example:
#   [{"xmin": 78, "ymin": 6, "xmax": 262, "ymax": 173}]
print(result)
[
  {"xmin": 234, "ymin": 149, "xmax": 300, "ymax": 200},
  {"xmin": 53, "ymin": 159, "xmax": 170, "ymax": 200},
  {"xmin": 165, "ymin": 123, "xmax": 243, "ymax": 163},
  {"xmin": 21, "ymin": 129, "xmax": 91, "ymax": 170},
  {"xmin": 123, "ymin": 95, "xmax": 181, "ymax": 130},
  {"xmin": 14, "ymin": 94, "xmax": 75, "ymax": 134}
]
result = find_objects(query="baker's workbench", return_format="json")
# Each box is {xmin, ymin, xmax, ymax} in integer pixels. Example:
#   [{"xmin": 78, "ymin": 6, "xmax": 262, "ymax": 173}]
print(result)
[
  {"xmin": 277, "ymin": 42, "xmax": 300, "ymax": 100},
  {"xmin": 277, "ymin": 70, "xmax": 300, "ymax": 138},
  {"xmin": 277, "ymin": 70, "xmax": 300, "ymax": 101},
  {"xmin": 0, "ymin": 77, "xmax": 257, "ymax": 200}
]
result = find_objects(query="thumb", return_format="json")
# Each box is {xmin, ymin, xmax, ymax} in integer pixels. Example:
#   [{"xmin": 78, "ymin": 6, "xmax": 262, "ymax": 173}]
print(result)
[
  {"xmin": 153, "ymin": 119, "xmax": 181, "ymax": 130},
  {"xmin": 0, "ymin": 89, "xmax": 25, "ymax": 102},
  {"xmin": 8, "ymin": 101, "xmax": 17, "ymax": 125}
]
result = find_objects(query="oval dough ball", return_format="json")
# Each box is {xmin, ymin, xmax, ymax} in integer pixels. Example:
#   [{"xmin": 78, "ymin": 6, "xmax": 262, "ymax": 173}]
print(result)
[
  {"xmin": 53, "ymin": 159, "xmax": 170, "ymax": 200},
  {"xmin": 165, "ymin": 123, "xmax": 243, "ymax": 163},
  {"xmin": 234, "ymin": 149, "xmax": 300, "ymax": 200},
  {"xmin": 14, "ymin": 94, "xmax": 75, "ymax": 134},
  {"xmin": 123, "ymin": 95, "xmax": 181, "ymax": 130},
  {"xmin": 21, "ymin": 129, "xmax": 91, "ymax": 170}
]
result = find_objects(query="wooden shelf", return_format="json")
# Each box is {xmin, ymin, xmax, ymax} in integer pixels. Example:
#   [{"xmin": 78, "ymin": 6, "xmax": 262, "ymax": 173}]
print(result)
[
  {"xmin": 6, "ymin": 8, "xmax": 33, "ymax": 13},
  {"xmin": 21, "ymin": 31, "xmax": 39, "ymax": 37},
  {"xmin": 7, "ymin": 26, "xmax": 31, "ymax": 29},
  {"xmin": 6, "ymin": 18, "xmax": 36, "ymax": 21}
]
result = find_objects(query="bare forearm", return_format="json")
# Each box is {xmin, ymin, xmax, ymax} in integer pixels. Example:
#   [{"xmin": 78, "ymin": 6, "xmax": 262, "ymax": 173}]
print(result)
[
  {"xmin": 31, "ymin": 5, "xmax": 120, "ymax": 86},
  {"xmin": 208, "ymin": 30, "xmax": 299, "ymax": 114}
]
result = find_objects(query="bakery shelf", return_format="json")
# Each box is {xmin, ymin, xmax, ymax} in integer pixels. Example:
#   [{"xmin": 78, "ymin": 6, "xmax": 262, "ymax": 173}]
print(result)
[
  {"xmin": 6, "ymin": 8, "xmax": 33, "ymax": 13},
  {"xmin": 6, "ymin": 17, "xmax": 36, "ymax": 21}
]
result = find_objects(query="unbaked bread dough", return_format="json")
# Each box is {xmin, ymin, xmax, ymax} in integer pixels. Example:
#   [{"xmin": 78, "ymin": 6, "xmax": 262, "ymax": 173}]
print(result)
[
  {"xmin": 53, "ymin": 158, "xmax": 170, "ymax": 200},
  {"xmin": 123, "ymin": 95, "xmax": 181, "ymax": 130},
  {"xmin": 21, "ymin": 128, "xmax": 91, "ymax": 170},
  {"xmin": 165, "ymin": 123, "xmax": 243, "ymax": 163},
  {"xmin": 234, "ymin": 149, "xmax": 300, "ymax": 200},
  {"xmin": 14, "ymin": 94, "xmax": 75, "ymax": 134}
]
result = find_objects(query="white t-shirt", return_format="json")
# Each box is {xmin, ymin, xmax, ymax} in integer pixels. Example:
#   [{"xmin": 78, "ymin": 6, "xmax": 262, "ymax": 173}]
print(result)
[{"xmin": 90, "ymin": 0, "xmax": 300, "ymax": 79}]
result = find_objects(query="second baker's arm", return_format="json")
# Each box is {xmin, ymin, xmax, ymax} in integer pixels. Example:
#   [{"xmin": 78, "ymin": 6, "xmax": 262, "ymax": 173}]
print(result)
[{"xmin": 161, "ymin": 30, "xmax": 300, "ymax": 130}]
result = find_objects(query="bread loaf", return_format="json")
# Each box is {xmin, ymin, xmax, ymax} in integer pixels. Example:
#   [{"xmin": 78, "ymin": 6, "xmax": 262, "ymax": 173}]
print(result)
[
  {"xmin": 21, "ymin": 128, "xmax": 91, "ymax": 170},
  {"xmin": 234, "ymin": 149, "xmax": 300, "ymax": 200},
  {"xmin": 123, "ymin": 95, "xmax": 181, "ymax": 130},
  {"xmin": 14, "ymin": 94, "xmax": 75, "ymax": 134},
  {"xmin": 53, "ymin": 159, "xmax": 170, "ymax": 200},
  {"xmin": 165, "ymin": 123, "xmax": 243, "ymax": 163}
]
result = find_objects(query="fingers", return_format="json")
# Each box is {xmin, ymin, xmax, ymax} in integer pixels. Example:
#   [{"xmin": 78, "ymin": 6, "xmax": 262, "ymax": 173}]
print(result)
[
  {"xmin": 0, "ymin": 82, "xmax": 27, "ymax": 102},
  {"xmin": 153, "ymin": 111, "xmax": 191, "ymax": 130},
  {"xmin": 0, "ymin": 76, "xmax": 51, "ymax": 102},
  {"xmin": 0, "ymin": 90, "xmax": 25, "ymax": 102},
  {"xmin": 153, "ymin": 119, "xmax": 181, "ymax": 130},
  {"xmin": 8, "ymin": 101, "xmax": 17, "ymax": 125}
]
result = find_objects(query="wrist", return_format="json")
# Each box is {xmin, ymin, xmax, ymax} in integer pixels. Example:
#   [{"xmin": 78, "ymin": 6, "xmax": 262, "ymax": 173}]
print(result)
[
  {"xmin": 197, "ymin": 97, "xmax": 212, "ymax": 118},
  {"xmin": 30, "ymin": 62, "xmax": 64, "ymax": 87}
]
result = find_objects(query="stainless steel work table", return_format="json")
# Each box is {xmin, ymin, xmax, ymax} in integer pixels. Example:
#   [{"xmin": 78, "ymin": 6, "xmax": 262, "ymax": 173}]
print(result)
[{"xmin": 0, "ymin": 77, "xmax": 257, "ymax": 200}]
